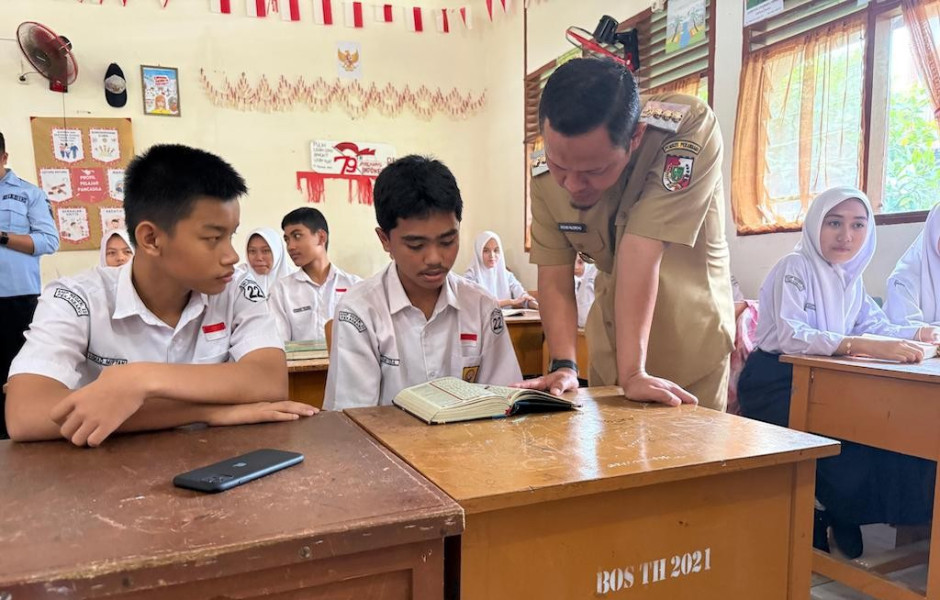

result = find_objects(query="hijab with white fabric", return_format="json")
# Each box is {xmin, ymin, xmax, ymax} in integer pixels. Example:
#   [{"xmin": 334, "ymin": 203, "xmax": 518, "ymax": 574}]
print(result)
[
  {"xmin": 464, "ymin": 230, "xmax": 514, "ymax": 299},
  {"xmin": 885, "ymin": 204, "xmax": 940, "ymax": 326},
  {"xmin": 98, "ymin": 229, "xmax": 133, "ymax": 267},
  {"xmin": 239, "ymin": 227, "xmax": 293, "ymax": 295}
]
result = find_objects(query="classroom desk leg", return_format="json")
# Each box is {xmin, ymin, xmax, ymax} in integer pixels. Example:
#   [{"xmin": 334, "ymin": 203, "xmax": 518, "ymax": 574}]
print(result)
[
  {"xmin": 788, "ymin": 460, "xmax": 815, "ymax": 600},
  {"xmin": 788, "ymin": 365, "xmax": 811, "ymax": 431}
]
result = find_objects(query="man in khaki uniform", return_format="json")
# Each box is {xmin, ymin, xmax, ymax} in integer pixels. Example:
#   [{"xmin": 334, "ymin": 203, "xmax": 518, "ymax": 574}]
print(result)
[{"xmin": 521, "ymin": 58, "xmax": 733, "ymax": 410}]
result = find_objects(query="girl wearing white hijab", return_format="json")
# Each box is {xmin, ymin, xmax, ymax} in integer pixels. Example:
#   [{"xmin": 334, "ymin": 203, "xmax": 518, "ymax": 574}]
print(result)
[
  {"xmin": 884, "ymin": 204, "xmax": 940, "ymax": 327},
  {"xmin": 99, "ymin": 229, "xmax": 133, "ymax": 268},
  {"xmin": 464, "ymin": 231, "xmax": 538, "ymax": 309},
  {"xmin": 574, "ymin": 254, "xmax": 597, "ymax": 328},
  {"xmin": 237, "ymin": 227, "xmax": 293, "ymax": 296},
  {"xmin": 738, "ymin": 187, "xmax": 937, "ymax": 559}
]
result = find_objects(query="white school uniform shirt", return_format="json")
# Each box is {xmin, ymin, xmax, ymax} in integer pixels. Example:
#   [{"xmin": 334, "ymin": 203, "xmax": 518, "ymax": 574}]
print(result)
[
  {"xmin": 884, "ymin": 204, "xmax": 940, "ymax": 327},
  {"xmin": 324, "ymin": 262, "xmax": 523, "ymax": 411},
  {"xmin": 235, "ymin": 227, "xmax": 295, "ymax": 297},
  {"xmin": 463, "ymin": 230, "xmax": 528, "ymax": 301},
  {"xmin": 8, "ymin": 263, "xmax": 282, "ymax": 390},
  {"xmin": 575, "ymin": 262, "xmax": 597, "ymax": 328},
  {"xmin": 755, "ymin": 186, "xmax": 921, "ymax": 356},
  {"xmin": 268, "ymin": 264, "xmax": 362, "ymax": 343}
]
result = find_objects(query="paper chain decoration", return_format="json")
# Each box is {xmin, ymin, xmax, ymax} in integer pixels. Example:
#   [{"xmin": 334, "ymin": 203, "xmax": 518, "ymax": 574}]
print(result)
[{"xmin": 199, "ymin": 69, "xmax": 487, "ymax": 119}]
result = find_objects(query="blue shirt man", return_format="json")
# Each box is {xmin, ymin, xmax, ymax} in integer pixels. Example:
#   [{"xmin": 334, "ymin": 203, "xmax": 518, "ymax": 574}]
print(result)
[{"xmin": 0, "ymin": 131, "xmax": 60, "ymax": 439}]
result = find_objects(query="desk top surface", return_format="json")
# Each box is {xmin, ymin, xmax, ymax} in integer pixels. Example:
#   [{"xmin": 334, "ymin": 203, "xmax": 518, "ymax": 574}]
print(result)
[
  {"xmin": 504, "ymin": 310, "xmax": 542, "ymax": 324},
  {"xmin": 346, "ymin": 386, "xmax": 839, "ymax": 514},
  {"xmin": 781, "ymin": 355, "xmax": 940, "ymax": 384},
  {"xmin": 287, "ymin": 357, "xmax": 330, "ymax": 372},
  {"xmin": 0, "ymin": 413, "xmax": 461, "ymax": 586}
]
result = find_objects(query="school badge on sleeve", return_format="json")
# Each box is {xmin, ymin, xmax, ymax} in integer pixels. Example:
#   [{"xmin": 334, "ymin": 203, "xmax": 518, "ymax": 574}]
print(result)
[{"xmin": 662, "ymin": 155, "xmax": 694, "ymax": 191}]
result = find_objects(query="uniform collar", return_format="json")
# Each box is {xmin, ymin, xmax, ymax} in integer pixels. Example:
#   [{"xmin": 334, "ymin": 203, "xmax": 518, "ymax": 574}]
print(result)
[
  {"xmin": 113, "ymin": 262, "xmax": 209, "ymax": 328},
  {"xmin": 293, "ymin": 264, "xmax": 337, "ymax": 287},
  {"xmin": 1, "ymin": 170, "xmax": 23, "ymax": 187},
  {"xmin": 385, "ymin": 262, "xmax": 458, "ymax": 316}
]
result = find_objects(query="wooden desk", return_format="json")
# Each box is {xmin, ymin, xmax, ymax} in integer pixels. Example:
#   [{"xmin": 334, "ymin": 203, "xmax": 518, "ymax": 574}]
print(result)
[
  {"xmin": 288, "ymin": 357, "xmax": 329, "ymax": 408},
  {"xmin": 506, "ymin": 311, "xmax": 543, "ymax": 376},
  {"xmin": 782, "ymin": 355, "xmax": 940, "ymax": 600},
  {"xmin": 0, "ymin": 413, "xmax": 463, "ymax": 599},
  {"xmin": 348, "ymin": 387, "xmax": 838, "ymax": 599}
]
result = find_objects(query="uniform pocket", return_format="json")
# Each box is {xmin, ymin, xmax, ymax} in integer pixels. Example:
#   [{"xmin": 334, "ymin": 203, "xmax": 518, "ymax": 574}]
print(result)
[
  {"xmin": 0, "ymin": 200, "xmax": 29, "ymax": 233},
  {"xmin": 564, "ymin": 231, "xmax": 606, "ymax": 262},
  {"xmin": 460, "ymin": 354, "xmax": 482, "ymax": 383}
]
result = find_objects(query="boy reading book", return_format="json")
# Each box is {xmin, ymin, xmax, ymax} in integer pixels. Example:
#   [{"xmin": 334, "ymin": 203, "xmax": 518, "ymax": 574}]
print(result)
[
  {"xmin": 324, "ymin": 155, "xmax": 523, "ymax": 410},
  {"xmin": 5, "ymin": 144, "xmax": 315, "ymax": 446}
]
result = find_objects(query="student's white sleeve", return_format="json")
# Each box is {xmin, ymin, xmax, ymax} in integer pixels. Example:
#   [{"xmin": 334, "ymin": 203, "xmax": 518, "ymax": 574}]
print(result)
[
  {"xmin": 229, "ymin": 280, "xmax": 284, "ymax": 360},
  {"xmin": 463, "ymin": 268, "xmax": 480, "ymax": 284},
  {"xmin": 852, "ymin": 295, "xmax": 922, "ymax": 340},
  {"xmin": 323, "ymin": 305, "xmax": 382, "ymax": 410},
  {"xmin": 576, "ymin": 274, "xmax": 596, "ymax": 329},
  {"xmin": 769, "ymin": 261, "xmax": 844, "ymax": 356},
  {"xmin": 507, "ymin": 271, "xmax": 527, "ymax": 299},
  {"xmin": 476, "ymin": 298, "xmax": 523, "ymax": 385},
  {"xmin": 267, "ymin": 282, "xmax": 293, "ymax": 342},
  {"xmin": 8, "ymin": 283, "xmax": 91, "ymax": 389},
  {"xmin": 883, "ymin": 277, "xmax": 928, "ymax": 327}
]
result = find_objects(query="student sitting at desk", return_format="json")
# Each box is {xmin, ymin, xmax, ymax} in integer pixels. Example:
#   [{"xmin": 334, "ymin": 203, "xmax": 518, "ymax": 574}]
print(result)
[
  {"xmin": 737, "ymin": 186, "xmax": 938, "ymax": 559},
  {"xmin": 884, "ymin": 203, "xmax": 940, "ymax": 327},
  {"xmin": 574, "ymin": 254, "xmax": 596, "ymax": 328},
  {"xmin": 5, "ymin": 144, "xmax": 315, "ymax": 446},
  {"xmin": 268, "ymin": 208, "xmax": 361, "ymax": 344},
  {"xmin": 237, "ymin": 227, "xmax": 293, "ymax": 296},
  {"xmin": 464, "ymin": 231, "xmax": 538, "ymax": 310},
  {"xmin": 99, "ymin": 229, "xmax": 134, "ymax": 268},
  {"xmin": 324, "ymin": 155, "xmax": 522, "ymax": 410}
]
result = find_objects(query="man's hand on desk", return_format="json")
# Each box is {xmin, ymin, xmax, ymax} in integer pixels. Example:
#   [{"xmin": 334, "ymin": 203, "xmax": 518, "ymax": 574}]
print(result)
[
  {"xmin": 511, "ymin": 368, "xmax": 579, "ymax": 396},
  {"xmin": 207, "ymin": 401, "xmax": 318, "ymax": 427},
  {"xmin": 621, "ymin": 371, "xmax": 697, "ymax": 407}
]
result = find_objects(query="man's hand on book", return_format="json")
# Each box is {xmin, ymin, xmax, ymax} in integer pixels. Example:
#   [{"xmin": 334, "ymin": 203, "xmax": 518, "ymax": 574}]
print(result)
[
  {"xmin": 621, "ymin": 371, "xmax": 697, "ymax": 407},
  {"xmin": 511, "ymin": 368, "xmax": 579, "ymax": 396}
]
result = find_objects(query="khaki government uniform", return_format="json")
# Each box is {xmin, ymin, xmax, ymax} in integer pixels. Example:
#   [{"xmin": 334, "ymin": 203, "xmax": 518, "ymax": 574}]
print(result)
[{"xmin": 529, "ymin": 92, "xmax": 734, "ymax": 410}]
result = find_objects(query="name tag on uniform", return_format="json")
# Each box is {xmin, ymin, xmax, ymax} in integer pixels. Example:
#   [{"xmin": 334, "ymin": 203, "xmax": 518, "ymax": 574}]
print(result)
[
  {"xmin": 292, "ymin": 305, "xmax": 312, "ymax": 313},
  {"xmin": 558, "ymin": 222, "xmax": 587, "ymax": 233},
  {"xmin": 202, "ymin": 322, "xmax": 227, "ymax": 341}
]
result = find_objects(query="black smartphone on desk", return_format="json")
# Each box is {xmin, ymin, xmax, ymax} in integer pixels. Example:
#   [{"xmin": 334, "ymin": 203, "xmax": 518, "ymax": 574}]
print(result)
[{"xmin": 173, "ymin": 449, "xmax": 304, "ymax": 493}]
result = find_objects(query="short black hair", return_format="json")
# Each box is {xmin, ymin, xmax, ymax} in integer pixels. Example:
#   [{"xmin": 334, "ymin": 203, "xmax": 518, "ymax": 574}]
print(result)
[
  {"xmin": 281, "ymin": 207, "xmax": 330, "ymax": 250},
  {"xmin": 0, "ymin": 132, "xmax": 5, "ymax": 155},
  {"xmin": 538, "ymin": 58, "xmax": 641, "ymax": 148},
  {"xmin": 124, "ymin": 144, "xmax": 246, "ymax": 246},
  {"xmin": 373, "ymin": 155, "xmax": 462, "ymax": 233}
]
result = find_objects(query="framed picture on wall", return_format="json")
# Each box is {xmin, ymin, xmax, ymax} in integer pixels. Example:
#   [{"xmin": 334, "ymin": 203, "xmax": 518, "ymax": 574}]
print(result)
[{"xmin": 140, "ymin": 65, "xmax": 181, "ymax": 117}]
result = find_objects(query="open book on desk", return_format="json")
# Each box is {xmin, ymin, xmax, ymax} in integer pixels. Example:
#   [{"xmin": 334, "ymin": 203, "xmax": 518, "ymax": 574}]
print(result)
[
  {"xmin": 393, "ymin": 377, "xmax": 581, "ymax": 424},
  {"xmin": 285, "ymin": 340, "xmax": 329, "ymax": 360},
  {"xmin": 501, "ymin": 308, "xmax": 540, "ymax": 318},
  {"xmin": 859, "ymin": 334, "xmax": 939, "ymax": 359}
]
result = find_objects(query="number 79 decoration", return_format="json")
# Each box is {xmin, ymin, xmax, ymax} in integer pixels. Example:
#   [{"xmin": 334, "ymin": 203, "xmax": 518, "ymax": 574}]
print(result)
[{"xmin": 296, "ymin": 139, "xmax": 397, "ymax": 205}]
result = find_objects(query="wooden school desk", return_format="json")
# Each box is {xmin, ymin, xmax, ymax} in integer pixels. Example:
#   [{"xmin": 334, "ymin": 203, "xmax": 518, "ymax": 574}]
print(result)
[
  {"xmin": 0, "ymin": 413, "xmax": 462, "ymax": 599},
  {"xmin": 505, "ymin": 310, "xmax": 543, "ymax": 376},
  {"xmin": 288, "ymin": 356, "xmax": 329, "ymax": 408},
  {"xmin": 347, "ymin": 387, "xmax": 839, "ymax": 599},
  {"xmin": 783, "ymin": 355, "xmax": 940, "ymax": 600}
]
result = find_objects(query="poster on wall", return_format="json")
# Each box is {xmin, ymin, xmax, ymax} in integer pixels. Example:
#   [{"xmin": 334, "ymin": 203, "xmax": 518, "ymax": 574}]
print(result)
[
  {"xmin": 141, "ymin": 65, "xmax": 181, "ymax": 117},
  {"xmin": 666, "ymin": 0, "xmax": 706, "ymax": 54},
  {"xmin": 296, "ymin": 139, "xmax": 397, "ymax": 205},
  {"xmin": 336, "ymin": 42, "xmax": 362, "ymax": 80},
  {"xmin": 743, "ymin": 0, "xmax": 784, "ymax": 27},
  {"xmin": 30, "ymin": 117, "xmax": 135, "ymax": 251}
]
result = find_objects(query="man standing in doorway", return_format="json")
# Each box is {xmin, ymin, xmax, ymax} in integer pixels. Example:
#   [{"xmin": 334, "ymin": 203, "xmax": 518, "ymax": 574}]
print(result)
[
  {"xmin": 0, "ymin": 131, "xmax": 60, "ymax": 438},
  {"xmin": 520, "ymin": 58, "xmax": 734, "ymax": 410}
]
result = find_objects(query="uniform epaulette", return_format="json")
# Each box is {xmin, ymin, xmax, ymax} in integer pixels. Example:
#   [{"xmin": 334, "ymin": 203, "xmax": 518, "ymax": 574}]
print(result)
[{"xmin": 640, "ymin": 101, "xmax": 691, "ymax": 133}]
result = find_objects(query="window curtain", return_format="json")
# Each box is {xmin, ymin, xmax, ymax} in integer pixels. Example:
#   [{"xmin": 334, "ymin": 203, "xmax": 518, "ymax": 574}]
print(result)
[
  {"xmin": 901, "ymin": 0, "xmax": 940, "ymax": 131},
  {"xmin": 731, "ymin": 17, "xmax": 866, "ymax": 234},
  {"xmin": 649, "ymin": 73, "xmax": 704, "ymax": 98}
]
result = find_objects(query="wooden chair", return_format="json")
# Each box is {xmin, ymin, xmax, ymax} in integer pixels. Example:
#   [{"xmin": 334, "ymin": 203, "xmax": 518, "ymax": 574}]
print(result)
[{"xmin": 325, "ymin": 319, "xmax": 333, "ymax": 354}]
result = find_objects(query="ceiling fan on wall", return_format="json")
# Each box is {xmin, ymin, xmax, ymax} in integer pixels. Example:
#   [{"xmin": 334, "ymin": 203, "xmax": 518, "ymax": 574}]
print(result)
[
  {"xmin": 16, "ymin": 21, "xmax": 78, "ymax": 92},
  {"xmin": 566, "ymin": 15, "xmax": 640, "ymax": 73}
]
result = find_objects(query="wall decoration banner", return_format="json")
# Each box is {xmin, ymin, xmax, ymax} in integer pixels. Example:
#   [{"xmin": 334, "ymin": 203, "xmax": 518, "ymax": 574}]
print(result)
[
  {"xmin": 666, "ymin": 0, "xmax": 706, "ymax": 53},
  {"xmin": 30, "ymin": 117, "xmax": 134, "ymax": 251},
  {"xmin": 743, "ymin": 0, "xmax": 784, "ymax": 27},
  {"xmin": 296, "ymin": 139, "xmax": 396, "ymax": 205}
]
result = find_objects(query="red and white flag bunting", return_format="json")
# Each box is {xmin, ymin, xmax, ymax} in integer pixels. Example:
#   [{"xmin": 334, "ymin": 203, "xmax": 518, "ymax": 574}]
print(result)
[
  {"xmin": 459, "ymin": 6, "xmax": 471, "ymax": 29},
  {"xmin": 279, "ymin": 0, "xmax": 302, "ymax": 20},
  {"xmin": 245, "ymin": 0, "xmax": 269, "ymax": 17},
  {"xmin": 405, "ymin": 6, "xmax": 423, "ymax": 32},
  {"xmin": 374, "ymin": 3, "xmax": 395, "ymax": 23},
  {"xmin": 485, "ymin": 0, "xmax": 510, "ymax": 21},
  {"xmin": 435, "ymin": 8, "xmax": 449, "ymax": 33},
  {"xmin": 344, "ymin": 1, "xmax": 364, "ymax": 27},
  {"xmin": 209, "ymin": 0, "xmax": 232, "ymax": 12},
  {"xmin": 313, "ymin": 0, "xmax": 334, "ymax": 24}
]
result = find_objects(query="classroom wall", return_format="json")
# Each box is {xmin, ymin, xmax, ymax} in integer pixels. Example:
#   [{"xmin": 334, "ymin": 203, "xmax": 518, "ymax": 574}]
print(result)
[{"xmin": 1, "ymin": 0, "xmax": 493, "ymax": 285}]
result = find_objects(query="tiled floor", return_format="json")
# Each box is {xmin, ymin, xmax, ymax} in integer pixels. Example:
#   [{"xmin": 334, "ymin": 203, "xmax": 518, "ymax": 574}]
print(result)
[{"xmin": 810, "ymin": 524, "xmax": 928, "ymax": 599}]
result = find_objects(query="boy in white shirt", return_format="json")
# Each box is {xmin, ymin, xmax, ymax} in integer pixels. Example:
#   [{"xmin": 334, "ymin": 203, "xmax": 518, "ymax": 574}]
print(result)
[
  {"xmin": 325, "ymin": 155, "xmax": 522, "ymax": 410},
  {"xmin": 5, "ymin": 144, "xmax": 315, "ymax": 446},
  {"xmin": 268, "ymin": 207, "xmax": 362, "ymax": 343}
]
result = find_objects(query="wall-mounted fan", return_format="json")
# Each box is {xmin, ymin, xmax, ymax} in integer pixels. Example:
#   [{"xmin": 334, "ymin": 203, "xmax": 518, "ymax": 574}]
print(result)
[
  {"xmin": 566, "ymin": 15, "xmax": 640, "ymax": 73},
  {"xmin": 16, "ymin": 22, "xmax": 78, "ymax": 92}
]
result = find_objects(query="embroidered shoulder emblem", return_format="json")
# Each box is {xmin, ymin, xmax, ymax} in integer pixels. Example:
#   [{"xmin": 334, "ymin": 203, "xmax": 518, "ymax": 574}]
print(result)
[
  {"xmin": 784, "ymin": 275, "xmax": 806, "ymax": 292},
  {"xmin": 380, "ymin": 355, "xmax": 400, "ymax": 367},
  {"xmin": 662, "ymin": 155, "xmax": 694, "ymax": 192},
  {"xmin": 640, "ymin": 101, "xmax": 691, "ymax": 133},
  {"xmin": 338, "ymin": 310, "xmax": 366, "ymax": 333},
  {"xmin": 662, "ymin": 140, "xmax": 701, "ymax": 155},
  {"xmin": 490, "ymin": 308, "xmax": 505, "ymax": 335},
  {"xmin": 239, "ymin": 278, "xmax": 265, "ymax": 303},
  {"xmin": 54, "ymin": 288, "xmax": 90, "ymax": 317}
]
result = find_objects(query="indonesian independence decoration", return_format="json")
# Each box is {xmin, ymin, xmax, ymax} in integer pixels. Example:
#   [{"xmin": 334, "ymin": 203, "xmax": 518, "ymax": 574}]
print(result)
[{"xmin": 296, "ymin": 140, "xmax": 396, "ymax": 205}]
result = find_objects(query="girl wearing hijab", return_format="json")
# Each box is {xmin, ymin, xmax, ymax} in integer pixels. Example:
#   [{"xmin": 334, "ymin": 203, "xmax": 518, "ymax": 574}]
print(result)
[
  {"xmin": 237, "ymin": 227, "xmax": 293, "ymax": 296},
  {"xmin": 99, "ymin": 230, "xmax": 134, "ymax": 268},
  {"xmin": 884, "ymin": 204, "xmax": 940, "ymax": 327},
  {"xmin": 574, "ymin": 254, "xmax": 597, "ymax": 328},
  {"xmin": 464, "ymin": 231, "xmax": 538, "ymax": 309},
  {"xmin": 738, "ymin": 187, "xmax": 938, "ymax": 559}
]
